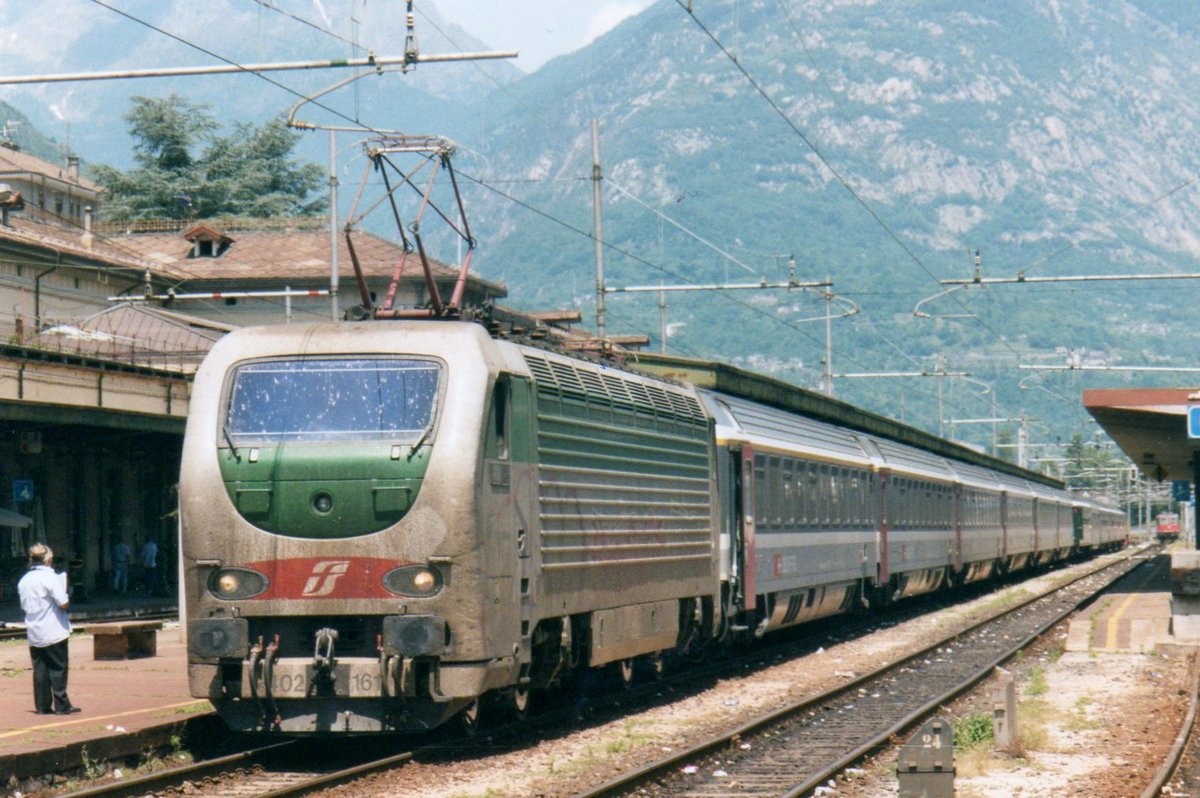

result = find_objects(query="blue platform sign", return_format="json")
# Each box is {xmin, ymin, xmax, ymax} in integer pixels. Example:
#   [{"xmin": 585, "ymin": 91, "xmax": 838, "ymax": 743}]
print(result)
[
  {"xmin": 12, "ymin": 479, "xmax": 34, "ymax": 503},
  {"xmin": 1190, "ymin": 405, "xmax": 1200, "ymax": 439},
  {"xmin": 1173, "ymin": 480, "xmax": 1192, "ymax": 502}
]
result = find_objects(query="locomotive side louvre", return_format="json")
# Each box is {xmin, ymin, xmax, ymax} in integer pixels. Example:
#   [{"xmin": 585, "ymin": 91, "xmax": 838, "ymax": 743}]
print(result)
[{"xmin": 520, "ymin": 350, "xmax": 720, "ymax": 667}]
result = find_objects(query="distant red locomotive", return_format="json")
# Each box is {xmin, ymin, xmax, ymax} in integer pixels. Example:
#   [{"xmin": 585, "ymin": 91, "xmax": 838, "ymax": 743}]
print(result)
[{"xmin": 1156, "ymin": 512, "xmax": 1181, "ymax": 542}]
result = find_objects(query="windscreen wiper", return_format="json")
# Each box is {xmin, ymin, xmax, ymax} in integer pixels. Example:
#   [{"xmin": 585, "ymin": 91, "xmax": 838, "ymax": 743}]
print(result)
[
  {"xmin": 222, "ymin": 421, "xmax": 242, "ymax": 462},
  {"xmin": 408, "ymin": 424, "xmax": 432, "ymax": 461}
]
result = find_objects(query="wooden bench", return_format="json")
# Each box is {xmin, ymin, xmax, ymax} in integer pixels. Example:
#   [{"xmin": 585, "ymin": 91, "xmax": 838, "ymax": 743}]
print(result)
[{"xmin": 86, "ymin": 620, "xmax": 163, "ymax": 660}]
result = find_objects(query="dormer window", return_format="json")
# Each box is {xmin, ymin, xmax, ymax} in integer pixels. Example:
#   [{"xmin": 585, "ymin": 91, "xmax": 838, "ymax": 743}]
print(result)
[{"xmin": 183, "ymin": 224, "xmax": 234, "ymax": 259}]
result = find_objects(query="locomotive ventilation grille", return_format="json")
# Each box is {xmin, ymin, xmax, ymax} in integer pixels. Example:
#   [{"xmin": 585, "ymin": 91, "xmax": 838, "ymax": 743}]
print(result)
[{"xmin": 524, "ymin": 353, "xmax": 714, "ymax": 572}]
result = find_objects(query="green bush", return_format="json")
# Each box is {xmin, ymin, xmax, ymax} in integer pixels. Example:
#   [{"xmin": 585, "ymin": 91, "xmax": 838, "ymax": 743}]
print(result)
[{"xmin": 953, "ymin": 712, "xmax": 995, "ymax": 750}]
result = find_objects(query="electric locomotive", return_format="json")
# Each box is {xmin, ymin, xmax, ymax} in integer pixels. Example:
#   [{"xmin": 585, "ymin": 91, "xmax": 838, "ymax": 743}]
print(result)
[
  {"xmin": 181, "ymin": 321, "xmax": 720, "ymax": 733},
  {"xmin": 1157, "ymin": 512, "xmax": 1181, "ymax": 543}
]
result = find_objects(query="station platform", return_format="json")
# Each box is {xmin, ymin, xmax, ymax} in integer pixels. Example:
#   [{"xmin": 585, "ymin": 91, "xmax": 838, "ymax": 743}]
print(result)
[
  {"xmin": 0, "ymin": 595, "xmax": 214, "ymax": 782},
  {"xmin": 1066, "ymin": 550, "xmax": 1174, "ymax": 653}
]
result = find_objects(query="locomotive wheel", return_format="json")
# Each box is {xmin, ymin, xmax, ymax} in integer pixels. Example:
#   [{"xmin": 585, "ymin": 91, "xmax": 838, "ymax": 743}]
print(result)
[
  {"xmin": 618, "ymin": 658, "xmax": 635, "ymax": 690},
  {"xmin": 639, "ymin": 652, "xmax": 666, "ymax": 681},
  {"xmin": 460, "ymin": 699, "xmax": 481, "ymax": 737},
  {"xmin": 510, "ymin": 685, "xmax": 531, "ymax": 721}
]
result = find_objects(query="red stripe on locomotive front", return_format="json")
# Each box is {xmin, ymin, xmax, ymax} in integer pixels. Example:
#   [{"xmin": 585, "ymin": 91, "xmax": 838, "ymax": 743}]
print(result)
[{"xmin": 243, "ymin": 557, "xmax": 415, "ymax": 600}]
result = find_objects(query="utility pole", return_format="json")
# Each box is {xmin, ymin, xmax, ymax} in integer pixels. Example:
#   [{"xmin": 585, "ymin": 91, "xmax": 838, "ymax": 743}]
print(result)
[
  {"xmin": 821, "ymin": 272, "xmax": 833, "ymax": 397},
  {"xmin": 591, "ymin": 119, "xmax": 606, "ymax": 339},
  {"xmin": 936, "ymin": 355, "xmax": 945, "ymax": 437},
  {"xmin": 658, "ymin": 282, "xmax": 667, "ymax": 353},
  {"xmin": 1017, "ymin": 418, "xmax": 1029, "ymax": 469},
  {"xmin": 329, "ymin": 130, "xmax": 339, "ymax": 321}
]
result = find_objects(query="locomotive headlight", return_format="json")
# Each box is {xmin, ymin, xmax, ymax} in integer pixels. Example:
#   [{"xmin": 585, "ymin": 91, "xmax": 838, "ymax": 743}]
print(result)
[
  {"xmin": 207, "ymin": 567, "xmax": 268, "ymax": 599},
  {"xmin": 382, "ymin": 564, "xmax": 443, "ymax": 597}
]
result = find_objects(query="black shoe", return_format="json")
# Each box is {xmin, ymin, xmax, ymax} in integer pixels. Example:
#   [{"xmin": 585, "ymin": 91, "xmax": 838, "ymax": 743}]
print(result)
[
  {"xmin": 35, "ymin": 710, "xmax": 53, "ymax": 715},
  {"xmin": 55, "ymin": 706, "xmax": 81, "ymax": 715}
]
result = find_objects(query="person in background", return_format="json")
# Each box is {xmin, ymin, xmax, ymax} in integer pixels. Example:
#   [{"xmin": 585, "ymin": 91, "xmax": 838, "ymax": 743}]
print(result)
[
  {"xmin": 140, "ymin": 537, "xmax": 159, "ymax": 596},
  {"xmin": 17, "ymin": 543, "xmax": 80, "ymax": 715},
  {"xmin": 112, "ymin": 538, "xmax": 131, "ymax": 594}
]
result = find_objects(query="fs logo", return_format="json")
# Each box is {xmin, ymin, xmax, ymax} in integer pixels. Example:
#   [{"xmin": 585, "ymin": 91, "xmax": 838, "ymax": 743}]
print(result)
[{"xmin": 301, "ymin": 560, "xmax": 351, "ymax": 597}]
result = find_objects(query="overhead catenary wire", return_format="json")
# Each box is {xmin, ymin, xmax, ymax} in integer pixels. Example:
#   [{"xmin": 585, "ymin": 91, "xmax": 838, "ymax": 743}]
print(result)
[
  {"xmin": 673, "ymin": 0, "xmax": 1083, "ymax": 414},
  {"xmin": 69, "ymin": 1, "xmax": 1042, "ymax": 438}
]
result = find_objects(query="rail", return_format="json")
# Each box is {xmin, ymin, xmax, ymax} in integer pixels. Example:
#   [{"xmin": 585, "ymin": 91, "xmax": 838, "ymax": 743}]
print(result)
[{"xmin": 571, "ymin": 550, "xmax": 1151, "ymax": 798}]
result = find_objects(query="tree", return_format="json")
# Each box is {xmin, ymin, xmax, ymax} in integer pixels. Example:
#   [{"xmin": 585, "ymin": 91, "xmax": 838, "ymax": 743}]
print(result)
[{"xmin": 93, "ymin": 95, "xmax": 326, "ymax": 221}]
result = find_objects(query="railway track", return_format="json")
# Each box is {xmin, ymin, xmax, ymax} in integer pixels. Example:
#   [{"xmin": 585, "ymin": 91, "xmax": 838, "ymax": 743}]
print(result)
[
  {"xmin": 38, "ymin": 552, "xmax": 1145, "ymax": 798},
  {"xmin": 571, "ymin": 549, "xmax": 1153, "ymax": 798},
  {"xmin": 1146, "ymin": 649, "xmax": 1200, "ymax": 798},
  {"xmin": 53, "ymin": 740, "xmax": 415, "ymax": 798}
]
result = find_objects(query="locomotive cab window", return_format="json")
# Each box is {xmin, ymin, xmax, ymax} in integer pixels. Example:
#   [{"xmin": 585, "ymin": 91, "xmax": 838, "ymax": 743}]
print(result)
[{"xmin": 223, "ymin": 358, "xmax": 441, "ymax": 443}]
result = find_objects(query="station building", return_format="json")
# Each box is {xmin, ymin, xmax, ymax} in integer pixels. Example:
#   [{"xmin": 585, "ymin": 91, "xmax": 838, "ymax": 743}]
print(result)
[{"xmin": 0, "ymin": 145, "xmax": 516, "ymax": 603}]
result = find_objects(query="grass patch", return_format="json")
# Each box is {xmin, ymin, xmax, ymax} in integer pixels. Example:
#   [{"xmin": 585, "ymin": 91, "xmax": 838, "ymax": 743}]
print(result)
[
  {"xmin": 978, "ymin": 589, "xmax": 1032, "ymax": 616},
  {"xmin": 1, "ymin": 667, "xmax": 25, "ymax": 678},
  {"xmin": 1065, "ymin": 695, "xmax": 1101, "ymax": 731},
  {"xmin": 1010, "ymin": 698, "xmax": 1057, "ymax": 755},
  {"xmin": 953, "ymin": 712, "xmax": 995, "ymax": 750},
  {"xmin": 151, "ymin": 701, "xmax": 210, "ymax": 718},
  {"xmin": 1025, "ymin": 666, "xmax": 1048, "ymax": 697}
]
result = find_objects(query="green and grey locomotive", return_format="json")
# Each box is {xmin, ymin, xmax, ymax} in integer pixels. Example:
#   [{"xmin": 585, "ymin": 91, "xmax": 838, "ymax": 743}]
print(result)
[
  {"xmin": 182, "ymin": 321, "xmax": 720, "ymax": 733},
  {"xmin": 181, "ymin": 320, "xmax": 1126, "ymax": 734}
]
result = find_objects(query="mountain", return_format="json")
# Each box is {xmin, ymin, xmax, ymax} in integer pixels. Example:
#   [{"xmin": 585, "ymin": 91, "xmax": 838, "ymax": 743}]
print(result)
[
  {"xmin": 0, "ymin": 0, "xmax": 522, "ymax": 170},
  {"xmin": 0, "ymin": 99, "xmax": 66, "ymax": 162},
  {"xmin": 5, "ymin": 0, "xmax": 1199, "ymax": 457},
  {"xmin": 445, "ymin": 0, "xmax": 1200, "ymax": 452}
]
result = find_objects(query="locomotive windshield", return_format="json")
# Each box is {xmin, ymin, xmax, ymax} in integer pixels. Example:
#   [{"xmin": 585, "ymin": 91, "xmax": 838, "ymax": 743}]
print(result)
[{"xmin": 225, "ymin": 358, "xmax": 440, "ymax": 443}]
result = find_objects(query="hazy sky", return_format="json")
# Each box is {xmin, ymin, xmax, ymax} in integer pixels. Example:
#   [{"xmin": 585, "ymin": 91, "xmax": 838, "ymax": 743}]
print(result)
[{"xmin": 430, "ymin": 1, "xmax": 657, "ymax": 71}]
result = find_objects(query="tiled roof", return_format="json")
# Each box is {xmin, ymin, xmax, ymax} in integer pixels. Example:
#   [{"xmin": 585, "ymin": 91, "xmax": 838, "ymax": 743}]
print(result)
[
  {"xmin": 111, "ymin": 227, "xmax": 507, "ymax": 296},
  {"xmin": 0, "ymin": 214, "xmax": 159, "ymax": 271},
  {"xmin": 0, "ymin": 146, "xmax": 100, "ymax": 193}
]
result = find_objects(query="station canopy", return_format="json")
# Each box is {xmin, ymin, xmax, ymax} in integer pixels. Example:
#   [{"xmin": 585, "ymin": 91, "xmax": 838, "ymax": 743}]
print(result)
[{"xmin": 1083, "ymin": 388, "xmax": 1199, "ymax": 482}]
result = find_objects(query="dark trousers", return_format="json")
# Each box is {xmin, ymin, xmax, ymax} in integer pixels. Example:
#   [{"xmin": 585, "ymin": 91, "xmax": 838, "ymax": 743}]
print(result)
[{"xmin": 30, "ymin": 639, "xmax": 71, "ymax": 713}]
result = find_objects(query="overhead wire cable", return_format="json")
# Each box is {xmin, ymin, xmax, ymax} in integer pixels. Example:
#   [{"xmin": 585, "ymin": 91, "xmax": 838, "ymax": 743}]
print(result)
[
  {"xmin": 85, "ymin": 0, "xmax": 1016, "ymax": 428},
  {"xmin": 1016, "ymin": 174, "xmax": 1200, "ymax": 277},
  {"xmin": 674, "ymin": 0, "xmax": 1078, "ymax": 410},
  {"xmin": 248, "ymin": 0, "xmax": 364, "ymax": 49},
  {"xmin": 462, "ymin": 170, "xmax": 992, "ymax": 417}
]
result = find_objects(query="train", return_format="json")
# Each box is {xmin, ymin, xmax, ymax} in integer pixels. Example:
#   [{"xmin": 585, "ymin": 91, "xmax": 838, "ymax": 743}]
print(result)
[
  {"xmin": 179, "ymin": 320, "xmax": 1127, "ymax": 734},
  {"xmin": 1156, "ymin": 512, "xmax": 1181, "ymax": 543}
]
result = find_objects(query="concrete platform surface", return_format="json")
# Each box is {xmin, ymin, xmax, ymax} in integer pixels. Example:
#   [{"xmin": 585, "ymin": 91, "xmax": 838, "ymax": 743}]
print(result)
[
  {"xmin": 0, "ymin": 621, "xmax": 213, "ymax": 780},
  {"xmin": 1066, "ymin": 552, "xmax": 1174, "ymax": 653}
]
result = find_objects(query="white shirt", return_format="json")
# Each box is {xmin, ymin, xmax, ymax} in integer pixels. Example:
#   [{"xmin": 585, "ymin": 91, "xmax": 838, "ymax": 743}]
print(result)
[{"xmin": 18, "ymin": 565, "xmax": 71, "ymax": 647}]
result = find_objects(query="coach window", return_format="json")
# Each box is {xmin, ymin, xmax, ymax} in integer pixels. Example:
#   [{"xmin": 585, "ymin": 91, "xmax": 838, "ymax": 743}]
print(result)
[
  {"xmin": 754, "ymin": 454, "xmax": 769, "ymax": 522},
  {"xmin": 782, "ymin": 460, "xmax": 795, "ymax": 527},
  {"xmin": 773, "ymin": 457, "xmax": 784, "ymax": 528},
  {"xmin": 851, "ymin": 470, "xmax": 863, "ymax": 527}
]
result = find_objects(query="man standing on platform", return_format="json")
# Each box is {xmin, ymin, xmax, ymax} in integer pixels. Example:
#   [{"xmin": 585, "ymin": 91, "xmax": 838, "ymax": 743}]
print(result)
[
  {"xmin": 112, "ymin": 538, "xmax": 131, "ymax": 594},
  {"xmin": 140, "ymin": 537, "xmax": 159, "ymax": 596},
  {"xmin": 17, "ymin": 543, "xmax": 80, "ymax": 715}
]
